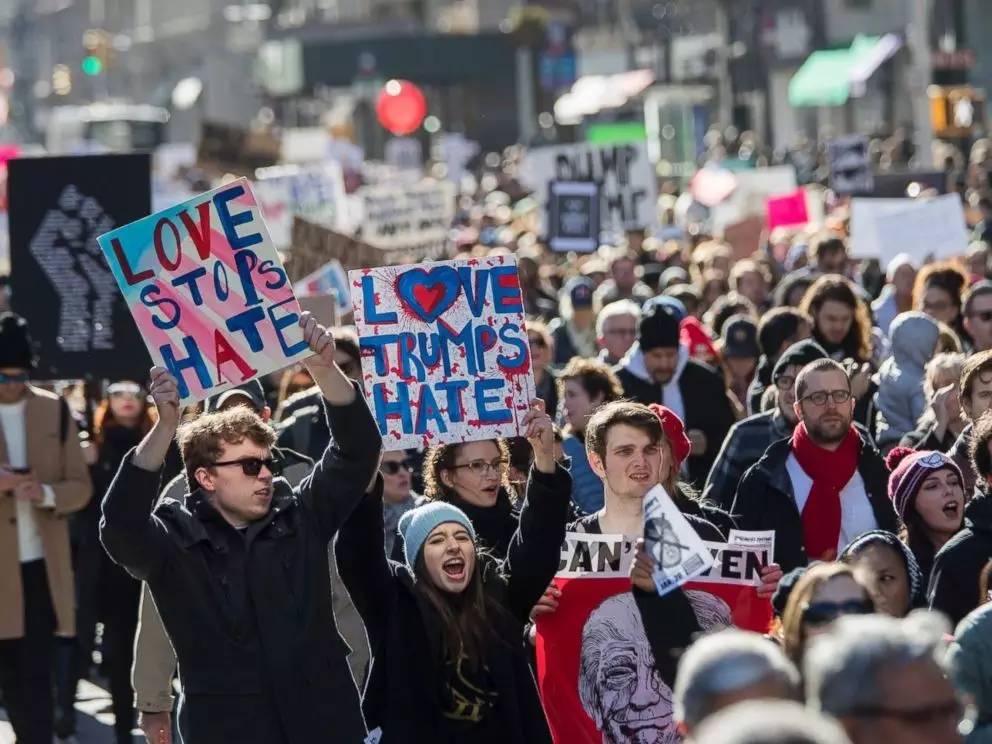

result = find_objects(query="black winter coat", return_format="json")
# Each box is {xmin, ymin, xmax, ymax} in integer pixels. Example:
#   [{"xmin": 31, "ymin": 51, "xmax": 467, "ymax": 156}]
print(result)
[
  {"xmin": 615, "ymin": 359, "xmax": 736, "ymax": 488},
  {"xmin": 731, "ymin": 429, "xmax": 899, "ymax": 572},
  {"xmin": 928, "ymin": 490, "xmax": 992, "ymax": 626},
  {"xmin": 337, "ymin": 464, "xmax": 572, "ymax": 743},
  {"xmin": 100, "ymin": 389, "xmax": 381, "ymax": 744}
]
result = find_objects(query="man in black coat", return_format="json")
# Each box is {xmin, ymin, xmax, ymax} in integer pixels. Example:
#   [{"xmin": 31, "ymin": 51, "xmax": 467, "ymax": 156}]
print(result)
[
  {"xmin": 929, "ymin": 410, "xmax": 992, "ymax": 625},
  {"xmin": 614, "ymin": 302, "xmax": 736, "ymax": 487},
  {"xmin": 100, "ymin": 313, "xmax": 382, "ymax": 744},
  {"xmin": 732, "ymin": 359, "xmax": 898, "ymax": 572}
]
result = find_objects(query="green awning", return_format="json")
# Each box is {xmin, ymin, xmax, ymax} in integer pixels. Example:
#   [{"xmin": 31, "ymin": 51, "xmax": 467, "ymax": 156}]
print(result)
[{"xmin": 788, "ymin": 35, "xmax": 897, "ymax": 108}]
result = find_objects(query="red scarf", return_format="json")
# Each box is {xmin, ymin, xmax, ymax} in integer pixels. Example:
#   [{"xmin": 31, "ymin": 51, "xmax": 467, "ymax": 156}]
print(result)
[{"xmin": 790, "ymin": 422, "xmax": 861, "ymax": 562}]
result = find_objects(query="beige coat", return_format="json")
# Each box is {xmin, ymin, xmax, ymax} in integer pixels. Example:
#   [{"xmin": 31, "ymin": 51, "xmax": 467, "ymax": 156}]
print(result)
[{"xmin": 0, "ymin": 386, "xmax": 92, "ymax": 640}]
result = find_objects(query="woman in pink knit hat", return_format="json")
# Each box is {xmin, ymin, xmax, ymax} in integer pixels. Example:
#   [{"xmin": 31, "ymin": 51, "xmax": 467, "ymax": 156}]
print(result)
[{"xmin": 886, "ymin": 447, "xmax": 966, "ymax": 582}]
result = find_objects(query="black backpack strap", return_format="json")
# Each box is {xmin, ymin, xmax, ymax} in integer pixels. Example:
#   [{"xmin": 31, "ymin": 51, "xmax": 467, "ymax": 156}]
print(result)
[{"xmin": 59, "ymin": 397, "xmax": 69, "ymax": 444}]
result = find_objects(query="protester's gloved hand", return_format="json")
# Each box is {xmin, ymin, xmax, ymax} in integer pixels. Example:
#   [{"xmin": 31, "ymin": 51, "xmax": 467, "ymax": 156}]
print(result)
[
  {"xmin": 0, "ymin": 466, "xmax": 29, "ymax": 493},
  {"xmin": 522, "ymin": 398, "xmax": 556, "ymax": 474},
  {"xmin": 148, "ymin": 366, "xmax": 181, "ymax": 430},
  {"xmin": 138, "ymin": 710, "xmax": 172, "ymax": 744},
  {"xmin": 756, "ymin": 563, "xmax": 784, "ymax": 600},
  {"xmin": 630, "ymin": 538, "xmax": 657, "ymax": 594}
]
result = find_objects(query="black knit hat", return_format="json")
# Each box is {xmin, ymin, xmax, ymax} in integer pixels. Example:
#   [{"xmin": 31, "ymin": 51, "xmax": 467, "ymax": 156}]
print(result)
[
  {"xmin": 638, "ymin": 302, "xmax": 681, "ymax": 351},
  {"xmin": 0, "ymin": 312, "xmax": 34, "ymax": 371},
  {"xmin": 758, "ymin": 308, "xmax": 807, "ymax": 358},
  {"xmin": 772, "ymin": 339, "xmax": 828, "ymax": 383}
]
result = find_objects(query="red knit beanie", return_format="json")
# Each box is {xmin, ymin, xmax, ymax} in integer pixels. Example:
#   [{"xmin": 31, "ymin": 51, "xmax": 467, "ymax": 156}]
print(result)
[
  {"xmin": 886, "ymin": 447, "xmax": 964, "ymax": 523},
  {"xmin": 679, "ymin": 317, "xmax": 718, "ymax": 361},
  {"xmin": 648, "ymin": 404, "xmax": 692, "ymax": 469}
]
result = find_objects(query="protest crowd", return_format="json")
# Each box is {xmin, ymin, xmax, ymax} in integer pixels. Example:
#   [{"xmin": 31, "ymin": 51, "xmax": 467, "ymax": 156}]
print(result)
[{"xmin": 9, "ymin": 120, "xmax": 992, "ymax": 744}]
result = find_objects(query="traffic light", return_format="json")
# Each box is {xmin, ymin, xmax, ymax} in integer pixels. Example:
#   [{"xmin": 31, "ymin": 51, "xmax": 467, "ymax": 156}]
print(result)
[
  {"xmin": 81, "ymin": 55, "xmax": 102, "ymax": 76},
  {"xmin": 81, "ymin": 29, "xmax": 109, "ymax": 76}
]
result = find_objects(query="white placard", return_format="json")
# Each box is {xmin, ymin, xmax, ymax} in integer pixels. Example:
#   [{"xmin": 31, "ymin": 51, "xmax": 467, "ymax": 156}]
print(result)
[
  {"xmin": 851, "ymin": 194, "xmax": 969, "ymax": 263},
  {"xmin": 643, "ymin": 485, "xmax": 715, "ymax": 596},
  {"xmin": 518, "ymin": 140, "xmax": 659, "ymax": 234}
]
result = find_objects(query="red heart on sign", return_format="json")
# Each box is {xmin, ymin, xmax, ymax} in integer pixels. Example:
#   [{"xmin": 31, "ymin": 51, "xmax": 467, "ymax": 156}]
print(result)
[{"xmin": 412, "ymin": 283, "xmax": 447, "ymax": 315}]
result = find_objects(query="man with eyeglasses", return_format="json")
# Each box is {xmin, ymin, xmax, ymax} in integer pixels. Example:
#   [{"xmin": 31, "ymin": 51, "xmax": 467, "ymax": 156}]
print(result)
[
  {"xmin": 0, "ymin": 312, "xmax": 92, "ymax": 744},
  {"xmin": 963, "ymin": 281, "xmax": 992, "ymax": 353},
  {"xmin": 100, "ymin": 312, "xmax": 383, "ymax": 744},
  {"xmin": 806, "ymin": 612, "xmax": 966, "ymax": 744},
  {"xmin": 732, "ymin": 358, "xmax": 897, "ymax": 572},
  {"xmin": 704, "ymin": 340, "xmax": 827, "ymax": 510},
  {"xmin": 595, "ymin": 299, "xmax": 640, "ymax": 366}
]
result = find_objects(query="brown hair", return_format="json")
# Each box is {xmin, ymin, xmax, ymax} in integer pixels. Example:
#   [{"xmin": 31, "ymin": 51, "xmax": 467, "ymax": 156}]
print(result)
[
  {"xmin": 970, "ymin": 410, "xmax": 992, "ymax": 481},
  {"xmin": 584, "ymin": 401, "xmax": 662, "ymax": 463},
  {"xmin": 422, "ymin": 439, "xmax": 512, "ymax": 502},
  {"xmin": 913, "ymin": 261, "xmax": 969, "ymax": 317},
  {"xmin": 93, "ymin": 383, "xmax": 155, "ymax": 447},
  {"xmin": 807, "ymin": 233, "xmax": 846, "ymax": 266},
  {"xmin": 178, "ymin": 407, "xmax": 275, "ymax": 487},
  {"xmin": 960, "ymin": 349, "xmax": 992, "ymax": 403},
  {"xmin": 526, "ymin": 318, "xmax": 553, "ymax": 351},
  {"xmin": 799, "ymin": 275, "xmax": 872, "ymax": 362},
  {"xmin": 729, "ymin": 259, "xmax": 771, "ymax": 291},
  {"xmin": 780, "ymin": 563, "xmax": 870, "ymax": 665},
  {"xmin": 795, "ymin": 358, "xmax": 849, "ymax": 401},
  {"xmin": 558, "ymin": 358, "xmax": 624, "ymax": 408}
]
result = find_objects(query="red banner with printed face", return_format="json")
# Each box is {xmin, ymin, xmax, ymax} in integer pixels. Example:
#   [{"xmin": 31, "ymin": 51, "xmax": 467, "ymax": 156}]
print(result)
[{"xmin": 535, "ymin": 533, "xmax": 774, "ymax": 744}]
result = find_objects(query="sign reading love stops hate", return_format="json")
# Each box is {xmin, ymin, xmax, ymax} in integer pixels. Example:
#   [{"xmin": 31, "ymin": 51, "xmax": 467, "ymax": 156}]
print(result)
[
  {"xmin": 97, "ymin": 178, "xmax": 310, "ymax": 406},
  {"xmin": 350, "ymin": 256, "xmax": 536, "ymax": 450}
]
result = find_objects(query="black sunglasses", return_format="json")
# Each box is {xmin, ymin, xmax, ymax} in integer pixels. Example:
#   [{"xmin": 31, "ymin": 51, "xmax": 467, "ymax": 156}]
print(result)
[
  {"xmin": 801, "ymin": 599, "xmax": 873, "ymax": 626},
  {"xmin": 210, "ymin": 456, "xmax": 279, "ymax": 477},
  {"xmin": 0, "ymin": 372, "xmax": 29, "ymax": 384},
  {"xmin": 381, "ymin": 460, "xmax": 413, "ymax": 475}
]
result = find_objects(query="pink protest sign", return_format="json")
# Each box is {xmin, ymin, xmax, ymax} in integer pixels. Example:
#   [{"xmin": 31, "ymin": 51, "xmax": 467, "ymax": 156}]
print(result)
[
  {"xmin": 349, "ymin": 256, "xmax": 536, "ymax": 451},
  {"xmin": 766, "ymin": 189, "xmax": 810, "ymax": 230},
  {"xmin": 97, "ymin": 178, "xmax": 310, "ymax": 406}
]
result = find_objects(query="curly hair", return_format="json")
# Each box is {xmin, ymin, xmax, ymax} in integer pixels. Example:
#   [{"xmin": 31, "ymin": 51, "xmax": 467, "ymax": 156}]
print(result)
[
  {"xmin": 558, "ymin": 358, "xmax": 624, "ymax": 405},
  {"xmin": 422, "ymin": 439, "xmax": 512, "ymax": 502},
  {"xmin": 178, "ymin": 407, "xmax": 275, "ymax": 488},
  {"xmin": 799, "ymin": 274, "xmax": 873, "ymax": 362}
]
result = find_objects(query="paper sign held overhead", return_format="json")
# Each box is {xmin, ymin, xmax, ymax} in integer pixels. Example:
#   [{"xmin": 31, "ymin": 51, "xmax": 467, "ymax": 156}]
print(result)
[
  {"xmin": 349, "ymin": 256, "xmax": 535, "ymax": 451},
  {"xmin": 828, "ymin": 135, "xmax": 874, "ymax": 194},
  {"xmin": 548, "ymin": 180, "xmax": 600, "ymax": 253},
  {"xmin": 850, "ymin": 194, "xmax": 969, "ymax": 264},
  {"xmin": 97, "ymin": 178, "xmax": 310, "ymax": 406},
  {"xmin": 766, "ymin": 188, "xmax": 810, "ymax": 230}
]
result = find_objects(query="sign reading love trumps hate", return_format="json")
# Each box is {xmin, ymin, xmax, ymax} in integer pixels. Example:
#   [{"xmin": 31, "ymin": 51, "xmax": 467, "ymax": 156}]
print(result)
[
  {"xmin": 97, "ymin": 178, "xmax": 310, "ymax": 406},
  {"xmin": 350, "ymin": 256, "xmax": 535, "ymax": 450}
]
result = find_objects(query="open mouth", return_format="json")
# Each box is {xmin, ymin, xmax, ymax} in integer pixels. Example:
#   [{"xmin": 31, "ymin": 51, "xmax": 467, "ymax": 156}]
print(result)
[
  {"xmin": 442, "ymin": 557, "xmax": 466, "ymax": 581},
  {"xmin": 481, "ymin": 484, "xmax": 499, "ymax": 497},
  {"xmin": 629, "ymin": 471, "xmax": 651, "ymax": 483},
  {"xmin": 943, "ymin": 501, "xmax": 961, "ymax": 518}
]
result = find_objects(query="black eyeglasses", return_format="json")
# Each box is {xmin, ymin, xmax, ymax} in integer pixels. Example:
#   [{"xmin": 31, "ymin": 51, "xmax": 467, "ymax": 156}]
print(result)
[
  {"xmin": 381, "ymin": 460, "xmax": 413, "ymax": 475},
  {"xmin": 969, "ymin": 310, "xmax": 992, "ymax": 323},
  {"xmin": 801, "ymin": 598, "xmax": 873, "ymax": 626},
  {"xmin": 800, "ymin": 389, "xmax": 853, "ymax": 407},
  {"xmin": 0, "ymin": 372, "xmax": 28, "ymax": 384},
  {"xmin": 210, "ymin": 457, "xmax": 279, "ymax": 477},
  {"xmin": 774, "ymin": 375, "xmax": 796, "ymax": 391}
]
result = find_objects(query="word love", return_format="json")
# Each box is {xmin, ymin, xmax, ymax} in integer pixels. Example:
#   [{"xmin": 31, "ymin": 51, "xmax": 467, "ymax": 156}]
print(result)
[
  {"xmin": 100, "ymin": 179, "xmax": 307, "ymax": 404},
  {"xmin": 351, "ymin": 257, "xmax": 535, "ymax": 450}
]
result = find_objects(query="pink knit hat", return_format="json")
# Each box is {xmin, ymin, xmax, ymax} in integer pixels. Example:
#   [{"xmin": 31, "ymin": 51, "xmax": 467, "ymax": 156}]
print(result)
[{"xmin": 886, "ymin": 447, "xmax": 964, "ymax": 522}]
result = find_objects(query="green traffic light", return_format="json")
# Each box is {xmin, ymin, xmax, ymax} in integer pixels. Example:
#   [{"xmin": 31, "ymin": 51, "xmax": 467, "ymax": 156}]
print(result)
[{"xmin": 81, "ymin": 56, "xmax": 103, "ymax": 75}]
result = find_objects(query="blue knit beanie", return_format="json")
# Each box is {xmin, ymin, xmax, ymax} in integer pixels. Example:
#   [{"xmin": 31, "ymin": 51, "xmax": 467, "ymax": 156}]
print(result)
[{"xmin": 398, "ymin": 502, "xmax": 476, "ymax": 572}]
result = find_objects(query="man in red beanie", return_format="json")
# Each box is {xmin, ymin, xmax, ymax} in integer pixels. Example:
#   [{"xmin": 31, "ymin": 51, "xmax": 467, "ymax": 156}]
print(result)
[{"xmin": 732, "ymin": 359, "xmax": 898, "ymax": 571}]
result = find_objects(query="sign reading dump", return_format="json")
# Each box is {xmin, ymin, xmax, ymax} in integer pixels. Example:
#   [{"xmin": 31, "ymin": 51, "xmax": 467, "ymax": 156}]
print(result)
[
  {"xmin": 98, "ymin": 178, "xmax": 310, "ymax": 405},
  {"xmin": 350, "ymin": 256, "xmax": 535, "ymax": 450}
]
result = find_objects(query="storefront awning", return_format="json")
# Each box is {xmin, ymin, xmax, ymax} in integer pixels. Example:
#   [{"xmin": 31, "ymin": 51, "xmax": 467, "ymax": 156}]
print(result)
[{"xmin": 788, "ymin": 34, "xmax": 902, "ymax": 108}]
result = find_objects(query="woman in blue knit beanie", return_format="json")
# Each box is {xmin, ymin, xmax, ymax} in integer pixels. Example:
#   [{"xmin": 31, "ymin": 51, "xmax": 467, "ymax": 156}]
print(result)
[{"xmin": 335, "ymin": 399, "xmax": 572, "ymax": 743}]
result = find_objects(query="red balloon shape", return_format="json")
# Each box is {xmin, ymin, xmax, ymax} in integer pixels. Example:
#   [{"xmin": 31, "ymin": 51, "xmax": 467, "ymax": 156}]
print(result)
[{"xmin": 375, "ymin": 79, "xmax": 427, "ymax": 136}]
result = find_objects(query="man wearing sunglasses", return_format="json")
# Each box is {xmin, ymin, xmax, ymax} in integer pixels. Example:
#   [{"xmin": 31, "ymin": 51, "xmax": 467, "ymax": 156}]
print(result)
[
  {"xmin": 963, "ymin": 281, "xmax": 992, "ymax": 354},
  {"xmin": 100, "ymin": 312, "xmax": 382, "ymax": 744},
  {"xmin": 733, "ymin": 358, "xmax": 898, "ymax": 572},
  {"xmin": 0, "ymin": 312, "xmax": 92, "ymax": 744}
]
